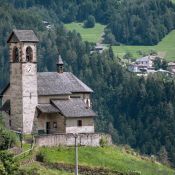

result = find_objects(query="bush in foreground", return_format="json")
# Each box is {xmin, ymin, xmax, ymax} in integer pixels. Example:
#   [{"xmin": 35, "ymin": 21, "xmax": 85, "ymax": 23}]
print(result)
[{"xmin": 0, "ymin": 124, "xmax": 17, "ymax": 150}]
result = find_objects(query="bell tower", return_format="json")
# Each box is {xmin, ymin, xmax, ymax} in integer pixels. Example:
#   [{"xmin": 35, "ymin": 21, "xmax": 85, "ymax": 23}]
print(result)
[{"xmin": 7, "ymin": 29, "xmax": 39, "ymax": 133}]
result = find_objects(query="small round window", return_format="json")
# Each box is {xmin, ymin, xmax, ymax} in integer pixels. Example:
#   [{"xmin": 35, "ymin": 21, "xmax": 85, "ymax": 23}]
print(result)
[{"xmin": 26, "ymin": 46, "xmax": 33, "ymax": 62}]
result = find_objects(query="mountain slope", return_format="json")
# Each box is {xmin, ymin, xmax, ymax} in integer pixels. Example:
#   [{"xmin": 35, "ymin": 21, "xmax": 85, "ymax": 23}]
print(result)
[{"xmin": 20, "ymin": 146, "xmax": 175, "ymax": 175}]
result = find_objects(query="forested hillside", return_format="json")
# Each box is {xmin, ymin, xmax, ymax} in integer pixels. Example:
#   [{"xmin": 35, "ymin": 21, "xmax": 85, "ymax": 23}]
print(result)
[
  {"xmin": 1, "ymin": 0, "xmax": 175, "ymax": 167},
  {"xmin": 109, "ymin": 0, "xmax": 175, "ymax": 45}
]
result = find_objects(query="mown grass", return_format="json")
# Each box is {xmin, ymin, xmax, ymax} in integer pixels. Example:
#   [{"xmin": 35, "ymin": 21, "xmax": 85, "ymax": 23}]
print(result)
[
  {"xmin": 39, "ymin": 146, "xmax": 175, "ymax": 175},
  {"xmin": 20, "ymin": 162, "xmax": 73, "ymax": 175},
  {"xmin": 112, "ymin": 30, "xmax": 175, "ymax": 61},
  {"xmin": 65, "ymin": 22, "xmax": 105, "ymax": 43}
]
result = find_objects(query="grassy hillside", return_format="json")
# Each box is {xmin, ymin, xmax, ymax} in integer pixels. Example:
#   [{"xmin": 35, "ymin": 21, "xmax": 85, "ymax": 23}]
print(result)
[
  {"xmin": 65, "ymin": 23, "xmax": 175, "ymax": 61},
  {"xmin": 21, "ymin": 162, "xmax": 73, "ymax": 175},
  {"xmin": 33, "ymin": 146, "xmax": 175, "ymax": 175},
  {"xmin": 65, "ymin": 22, "xmax": 105, "ymax": 43},
  {"xmin": 113, "ymin": 30, "xmax": 175, "ymax": 61}
]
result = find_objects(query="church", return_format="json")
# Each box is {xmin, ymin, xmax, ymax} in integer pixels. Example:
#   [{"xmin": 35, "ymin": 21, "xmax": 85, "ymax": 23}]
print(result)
[{"xmin": 0, "ymin": 29, "xmax": 97, "ymax": 135}]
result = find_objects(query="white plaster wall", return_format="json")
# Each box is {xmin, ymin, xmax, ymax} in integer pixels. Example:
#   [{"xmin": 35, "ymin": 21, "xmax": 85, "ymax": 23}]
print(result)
[{"xmin": 66, "ymin": 117, "xmax": 94, "ymax": 134}]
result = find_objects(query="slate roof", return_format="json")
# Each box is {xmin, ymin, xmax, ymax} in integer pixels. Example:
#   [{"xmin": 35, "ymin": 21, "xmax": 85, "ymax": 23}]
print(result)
[
  {"xmin": 37, "ymin": 72, "xmax": 93, "ymax": 96},
  {"xmin": 51, "ymin": 99, "xmax": 97, "ymax": 117},
  {"xmin": 57, "ymin": 55, "xmax": 64, "ymax": 65},
  {"xmin": 1, "ymin": 72, "xmax": 93, "ymax": 96},
  {"xmin": 7, "ymin": 29, "xmax": 39, "ymax": 43},
  {"xmin": 37, "ymin": 104, "xmax": 60, "ymax": 113}
]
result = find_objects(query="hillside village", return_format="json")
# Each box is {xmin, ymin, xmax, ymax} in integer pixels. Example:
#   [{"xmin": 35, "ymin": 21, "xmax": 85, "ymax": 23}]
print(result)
[{"xmin": 127, "ymin": 54, "xmax": 175, "ymax": 76}]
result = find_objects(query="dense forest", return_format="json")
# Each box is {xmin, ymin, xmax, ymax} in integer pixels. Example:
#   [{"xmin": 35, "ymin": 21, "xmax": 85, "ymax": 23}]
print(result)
[
  {"xmin": 1, "ymin": 0, "xmax": 175, "ymax": 166},
  {"xmin": 0, "ymin": 0, "xmax": 175, "ymax": 45}
]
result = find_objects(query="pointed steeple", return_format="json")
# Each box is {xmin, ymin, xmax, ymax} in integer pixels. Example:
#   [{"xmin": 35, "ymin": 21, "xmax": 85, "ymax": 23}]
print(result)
[{"xmin": 56, "ymin": 51, "xmax": 64, "ymax": 73}]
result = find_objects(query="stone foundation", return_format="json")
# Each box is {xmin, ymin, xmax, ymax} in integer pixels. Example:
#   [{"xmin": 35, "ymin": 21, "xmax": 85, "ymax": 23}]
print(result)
[{"xmin": 35, "ymin": 133, "xmax": 112, "ymax": 147}]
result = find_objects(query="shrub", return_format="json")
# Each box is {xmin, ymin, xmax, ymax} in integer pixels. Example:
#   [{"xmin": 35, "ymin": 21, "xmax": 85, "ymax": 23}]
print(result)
[
  {"xmin": 84, "ymin": 15, "xmax": 95, "ymax": 28},
  {"xmin": 99, "ymin": 136, "xmax": 108, "ymax": 147},
  {"xmin": 0, "ymin": 125, "xmax": 17, "ymax": 150},
  {"xmin": 36, "ymin": 151, "xmax": 46, "ymax": 162},
  {"xmin": 0, "ymin": 151, "xmax": 19, "ymax": 175}
]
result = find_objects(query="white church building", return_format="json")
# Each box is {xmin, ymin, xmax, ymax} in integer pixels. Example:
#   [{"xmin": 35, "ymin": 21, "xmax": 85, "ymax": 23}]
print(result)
[{"xmin": 0, "ymin": 29, "xmax": 97, "ymax": 135}]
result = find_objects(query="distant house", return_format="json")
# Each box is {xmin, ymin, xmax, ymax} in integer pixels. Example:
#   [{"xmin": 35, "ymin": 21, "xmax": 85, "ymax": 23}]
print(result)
[
  {"xmin": 128, "ymin": 64, "xmax": 141, "ymax": 73},
  {"xmin": 128, "ymin": 55, "xmax": 161, "ymax": 76},
  {"xmin": 135, "ymin": 55, "xmax": 154, "ymax": 68},
  {"xmin": 90, "ymin": 44, "xmax": 107, "ymax": 54},
  {"xmin": 167, "ymin": 62, "xmax": 175, "ymax": 73},
  {"xmin": 42, "ymin": 20, "xmax": 49, "ymax": 25}
]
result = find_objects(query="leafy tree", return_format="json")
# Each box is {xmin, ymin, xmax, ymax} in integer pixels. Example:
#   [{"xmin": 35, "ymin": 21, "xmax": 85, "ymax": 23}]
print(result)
[
  {"xmin": 153, "ymin": 57, "xmax": 162, "ymax": 70},
  {"xmin": 84, "ymin": 15, "xmax": 95, "ymax": 28},
  {"xmin": 153, "ymin": 57, "xmax": 168, "ymax": 70}
]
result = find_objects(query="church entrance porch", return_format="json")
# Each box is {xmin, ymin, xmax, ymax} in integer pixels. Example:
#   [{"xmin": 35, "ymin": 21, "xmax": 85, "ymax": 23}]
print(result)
[{"xmin": 37, "ymin": 113, "xmax": 65, "ymax": 135}]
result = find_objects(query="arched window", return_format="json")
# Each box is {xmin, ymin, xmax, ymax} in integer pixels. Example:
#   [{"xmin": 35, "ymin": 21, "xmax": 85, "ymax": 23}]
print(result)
[
  {"xmin": 26, "ymin": 46, "xmax": 33, "ymax": 62},
  {"xmin": 12, "ymin": 47, "xmax": 19, "ymax": 62}
]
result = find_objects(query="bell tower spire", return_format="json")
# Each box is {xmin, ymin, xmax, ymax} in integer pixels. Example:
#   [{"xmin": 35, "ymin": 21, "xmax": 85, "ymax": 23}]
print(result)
[
  {"xmin": 7, "ymin": 29, "xmax": 39, "ymax": 133},
  {"xmin": 56, "ymin": 50, "xmax": 64, "ymax": 73}
]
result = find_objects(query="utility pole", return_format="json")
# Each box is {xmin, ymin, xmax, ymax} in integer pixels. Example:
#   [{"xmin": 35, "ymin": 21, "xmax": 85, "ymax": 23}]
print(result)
[
  {"xmin": 74, "ymin": 134, "xmax": 78, "ymax": 175},
  {"xmin": 19, "ymin": 129, "xmax": 23, "ymax": 149}
]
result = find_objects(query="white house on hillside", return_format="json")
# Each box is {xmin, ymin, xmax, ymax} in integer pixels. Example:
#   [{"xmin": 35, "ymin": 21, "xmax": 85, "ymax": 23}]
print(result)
[{"xmin": 135, "ymin": 55, "xmax": 154, "ymax": 68}]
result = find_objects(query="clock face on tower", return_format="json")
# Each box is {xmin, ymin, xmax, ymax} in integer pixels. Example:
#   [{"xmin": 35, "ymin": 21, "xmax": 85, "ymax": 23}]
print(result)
[{"xmin": 26, "ymin": 65, "xmax": 32, "ymax": 73}]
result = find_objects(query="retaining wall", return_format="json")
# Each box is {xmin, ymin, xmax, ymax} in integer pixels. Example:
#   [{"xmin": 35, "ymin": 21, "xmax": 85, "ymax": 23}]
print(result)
[{"xmin": 35, "ymin": 133, "xmax": 112, "ymax": 147}]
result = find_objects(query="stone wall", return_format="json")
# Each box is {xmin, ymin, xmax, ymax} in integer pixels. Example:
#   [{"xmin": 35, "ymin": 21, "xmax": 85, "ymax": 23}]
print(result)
[
  {"xmin": 1, "ymin": 112, "xmax": 10, "ymax": 129},
  {"xmin": 22, "ymin": 62, "xmax": 38, "ymax": 134},
  {"xmin": 10, "ymin": 63, "xmax": 23, "ymax": 131},
  {"xmin": 35, "ymin": 133, "xmax": 112, "ymax": 147},
  {"xmin": 2, "ymin": 86, "xmax": 11, "ymax": 129},
  {"xmin": 9, "ymin": 42, "xmax": 38, "ymax": 134}
]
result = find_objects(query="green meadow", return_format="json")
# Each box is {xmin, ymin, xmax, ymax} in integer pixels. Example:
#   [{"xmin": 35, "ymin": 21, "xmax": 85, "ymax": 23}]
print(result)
[
  {"xmin": 38, "ymin": 146, "xmax": 175, "ymax": 175},
  {"xmin": 65, "ymin": 22, "xmax": 175, "ymax": 61},
  {"xmin": 112, "ymin": 30, "xmax": 175, "ymax": 61},
  {"xmin": 65, "ymin": 22, "xmax": 105, "ymax": 43},
  {"xmin": 21, "ymin": 162, "xmax": 73, "ymax": 175}
]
